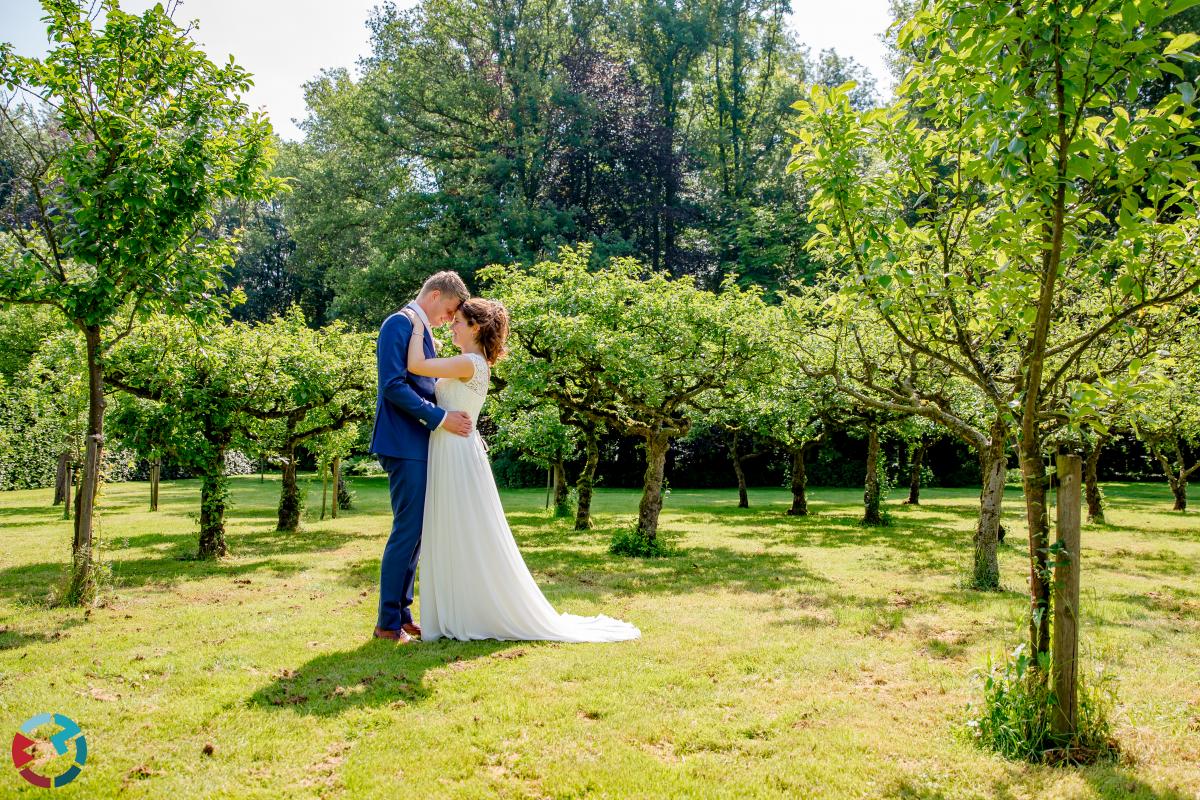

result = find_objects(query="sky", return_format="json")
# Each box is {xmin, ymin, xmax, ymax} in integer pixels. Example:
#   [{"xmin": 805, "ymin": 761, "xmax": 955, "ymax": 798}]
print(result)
[{"xmin": 1, "ymin": 0, "xmax": 896, "ymax": 141}]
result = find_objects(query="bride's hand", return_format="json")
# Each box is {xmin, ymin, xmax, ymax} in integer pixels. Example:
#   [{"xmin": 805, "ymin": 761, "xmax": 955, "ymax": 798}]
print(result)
[{"xmin": 402, "ymin": 308, "xmax": 424, "ymax": 335}]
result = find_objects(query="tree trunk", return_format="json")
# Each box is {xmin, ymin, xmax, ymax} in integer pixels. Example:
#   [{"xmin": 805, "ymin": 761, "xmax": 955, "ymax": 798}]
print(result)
[
  {"xmin": 787, "ymin": 447, "xmax": 810, "ymax": 516},
  {"xmin": 973, "ymin": 427, "xmax": 1007, "ymax": 591},
  {"xmin": 332, "ymin": 457, "xmax": 344, "ymax": 517},
  {"xmin": 66, "ymin": 325, "xmax": 105, "ymax": 605},
  {"xmin": 61, "ymin": 459, "xmax": 72, "ymax": 521},
  {"xmin": 320, "ymin": 465, "xmax": 329, "ymax": 520},
  {"xmin": 574, "ymin": 428, "xmax": 599, "ymax": 531},
  {"xmin": 729, "ymin": 431, "xmax": 749, "ymax": 508},
  {"xmin": 862, "ymin": 423, "xmax": 884, "ymax": 526},
  {"xmin": 54, "ymin": 450, "xmax": 70, "ymax": 505},
  {"xmin": 636, "ymin": 434, "xmax": 671, "ymax": 542},
  {"xmin": 277, "ymin": 443, "xmax": 301, "ymax": 531},
  {"xmin": 552, "ymin": 458, "xmax": 570, "ymax": 516},
  {"xmin": 1153, "ymin": 444, "xmax": 1190, "ymax": 512},
  {"xmin": 149, "ymin": 458, "xmax": 160, "ymax": 512},
  {"xmin": 1084, "ymin": 437, "xmax": 1106, "ymax": 523},
  {"xmin": 904, "ymin": 438, "xmax": 928, "ymax": 505},
  {"xmin": 198, "ymin": 447, "xmax": 229, "ymax": 559}
]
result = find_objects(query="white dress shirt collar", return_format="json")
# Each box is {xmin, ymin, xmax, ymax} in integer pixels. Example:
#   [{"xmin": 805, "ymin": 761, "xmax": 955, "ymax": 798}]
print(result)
[{"xmin": 408, "ymin": 301, "xmax": 432, "ymax": 329}]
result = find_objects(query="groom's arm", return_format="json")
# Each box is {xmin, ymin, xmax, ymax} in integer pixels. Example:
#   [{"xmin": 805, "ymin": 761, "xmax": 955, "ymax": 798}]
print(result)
[{"xmin": 379, "ymin": 313, "xmax": 447, "ymax": 431}]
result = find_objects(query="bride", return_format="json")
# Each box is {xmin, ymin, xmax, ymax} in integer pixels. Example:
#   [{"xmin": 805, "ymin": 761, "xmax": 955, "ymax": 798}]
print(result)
[{"xmin": 402, "ymin": 299, "xmax": 640, "ymax": 643}]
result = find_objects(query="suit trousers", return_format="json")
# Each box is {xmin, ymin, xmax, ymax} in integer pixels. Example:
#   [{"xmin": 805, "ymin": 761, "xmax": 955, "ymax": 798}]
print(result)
[{"xmin": 377, "ymin": 454, "xmax": 427, "ymax": 630}]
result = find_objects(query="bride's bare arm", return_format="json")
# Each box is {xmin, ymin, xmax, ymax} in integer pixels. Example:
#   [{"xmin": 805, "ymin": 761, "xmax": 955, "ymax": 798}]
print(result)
[{"xmin": 404, "ymin": 311, "xmax": 475, "ymax": 379}]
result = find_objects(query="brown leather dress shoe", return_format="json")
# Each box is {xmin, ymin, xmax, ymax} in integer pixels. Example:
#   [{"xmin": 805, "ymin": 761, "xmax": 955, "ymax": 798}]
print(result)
[
  {"xmin": 401, "ymin": 622, "xmax": 422, "ymax": 639},
  {"xmin": 373, "ymin": 626, "xmax": 413, "ymax": 643}
]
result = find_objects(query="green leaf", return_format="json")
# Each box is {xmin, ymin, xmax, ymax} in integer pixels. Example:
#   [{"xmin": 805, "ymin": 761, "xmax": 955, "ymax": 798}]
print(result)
[{"xmin": 1165, "ymin": 33, "xmax": 1200, "ymax": 56}]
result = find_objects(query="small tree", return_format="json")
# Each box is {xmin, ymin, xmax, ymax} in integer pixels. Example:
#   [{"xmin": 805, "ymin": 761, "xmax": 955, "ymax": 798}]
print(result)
[
  {"xmin": 311, "ymin": 425, "xmax": 358, "ymax": 521},
  {"xmin": 484, "ymin": 245, "xmax": 772, "ymax": 545},
  {"xmin": 1132, "ymin": 329, "xmax": 1200, "ymax": 512},
  {"xmin": 488, "ymin": 395, "xmax": 580, "ymax": 518},
  {"xmin": 0, "ymin": 1, "xmax": 281, "ymax": 602},
  {"xmin": 250, "ymin": 310, "xmax": 373, "ymax": 532},
  {"xmin": 107, "ymin": 394, "xmax": 176, "ymax": 511},
  {"xmin": 107, "ymin": 311, "xmax": 369, "ymax": 554}
]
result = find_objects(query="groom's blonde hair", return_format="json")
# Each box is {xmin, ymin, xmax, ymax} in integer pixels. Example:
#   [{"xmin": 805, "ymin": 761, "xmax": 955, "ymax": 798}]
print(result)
[{"xmin": 419, "ymin": 271, "xmax": 470, "ymax": 302}]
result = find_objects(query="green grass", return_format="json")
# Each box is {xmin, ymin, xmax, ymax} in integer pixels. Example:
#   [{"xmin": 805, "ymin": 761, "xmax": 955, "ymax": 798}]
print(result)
[{"xmin": 1, "ymin": 477, "xmax": 1198, "ymax": 799}]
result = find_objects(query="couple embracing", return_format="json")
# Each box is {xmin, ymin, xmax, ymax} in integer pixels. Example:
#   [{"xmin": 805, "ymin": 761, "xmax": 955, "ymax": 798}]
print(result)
[{"xmin": 368, "ymin": 271, "xmax": 640, "ymax": 645}]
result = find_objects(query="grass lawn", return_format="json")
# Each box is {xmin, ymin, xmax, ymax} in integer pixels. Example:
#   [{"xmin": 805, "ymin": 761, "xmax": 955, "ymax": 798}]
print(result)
[{"xmin": 1, "ymin": 475, "xmax": 1197, "ymax": 799}]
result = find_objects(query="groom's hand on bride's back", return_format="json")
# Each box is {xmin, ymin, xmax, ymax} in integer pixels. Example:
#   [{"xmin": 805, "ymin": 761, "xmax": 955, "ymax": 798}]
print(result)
[{"xmin": 443, "ymin": 411, "xmax": 473, "ymax": 437}]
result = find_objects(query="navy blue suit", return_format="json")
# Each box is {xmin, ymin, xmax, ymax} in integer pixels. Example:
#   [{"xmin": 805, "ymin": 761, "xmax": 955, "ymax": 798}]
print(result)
[{"xmin": 370, "ymin": 306, "xmax": 446, "ymax": 630}]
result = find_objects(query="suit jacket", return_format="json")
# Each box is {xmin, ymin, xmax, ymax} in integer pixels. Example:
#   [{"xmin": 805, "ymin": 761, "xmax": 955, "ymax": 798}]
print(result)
[{"xmin": 369, "ymin": 306, "xmax": 447, "ymax": 460}]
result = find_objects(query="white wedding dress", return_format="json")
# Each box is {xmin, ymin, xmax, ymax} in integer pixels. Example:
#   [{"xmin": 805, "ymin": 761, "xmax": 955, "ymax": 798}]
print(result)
[{"xmin": 419, "ymin": 352, "xmax": 640, "ymax": 643}]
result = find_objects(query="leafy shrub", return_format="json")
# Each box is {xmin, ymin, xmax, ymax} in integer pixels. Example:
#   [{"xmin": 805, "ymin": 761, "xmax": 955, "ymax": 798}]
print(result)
[
  {"xmin": 341, "ymin": 455, "xmax": 383, "ymax": 476},
  {"xmin": 967, "ymin": 643, "xmax": 1119, "ymax": 765},
  {"xmin": 609, "ymin": 524, "xmax": 677, "ymax": 557}
]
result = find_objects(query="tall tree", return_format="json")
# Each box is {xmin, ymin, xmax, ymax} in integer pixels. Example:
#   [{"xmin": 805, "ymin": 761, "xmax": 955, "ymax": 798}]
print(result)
[
  {"xmin": 791, "ymin": 0, "xmax": 1200, "ymax": 697},
  {"xmin": 0, "ymin": 1, "xmax": 281, "ymax": 602}
]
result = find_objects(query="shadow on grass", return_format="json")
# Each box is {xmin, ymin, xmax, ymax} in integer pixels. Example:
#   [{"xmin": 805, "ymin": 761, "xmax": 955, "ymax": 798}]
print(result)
[
  {"xmin": 0, "ymin": 511, "xmax": 365, "ymax": 605},
  {"xmin": 1080, "ymin": 765, "xmax": 1198, "ymax": 800},
  {"xmin": 246, "ymin": 637, "xmax": 525, "ymax": 716},
  {"xmin": 0, "ymin": 503, "xmax": 63, "ymax": 520},
  {"xmin": 0, "ymin": 556, "xmax": 309, "ymax": 606},
  {"xmin": 0, "ymin": 617, "xmax": 87, "ymax": 651}
]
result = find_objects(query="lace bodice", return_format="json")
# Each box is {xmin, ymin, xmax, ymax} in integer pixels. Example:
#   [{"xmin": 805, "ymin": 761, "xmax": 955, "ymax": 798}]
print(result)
[{"xmin": 434, "ymin": 352, "xmax": 490, "ymax": 422}]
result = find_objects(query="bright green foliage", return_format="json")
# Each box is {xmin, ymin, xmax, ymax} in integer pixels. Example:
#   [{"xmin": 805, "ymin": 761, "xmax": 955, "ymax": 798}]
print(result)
[
  {"xmin": 482, "ymin": 244, "xmax": 773, "ymax": 543},
  {"xmin": 247, "ymin": 309, "xmax": 374, "ymax": 532},
  {"xmin": 1129, "ymin": 319, "xmax": 1200, "ymax": 511},
  {"xmin": 790, "ymin": 0, "xmax": 1200, "ymax": 668},
  {"xmin": 0, "ymin": 0, "xmax": 284, "ymax": 602},
  {"xmin": 968, "ymin": 643, "xmax": 1119, "ymax": 765},
  {"xmin": 106, "ymin": 309, "xmax": 373, "ymax": 555},
  {"xmin": 0, "ymin": 330, "xmax": 86, "ymax": 492},
  {"xmin": 0, "ymin": 0, "xmax": 283, "ymax": 326}
]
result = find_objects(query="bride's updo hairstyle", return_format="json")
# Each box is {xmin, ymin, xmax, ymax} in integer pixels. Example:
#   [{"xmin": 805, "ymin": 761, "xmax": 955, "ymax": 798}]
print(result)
[{"xmin": 461, "ymin": 298, "xmax": 510, "ymax": 365}]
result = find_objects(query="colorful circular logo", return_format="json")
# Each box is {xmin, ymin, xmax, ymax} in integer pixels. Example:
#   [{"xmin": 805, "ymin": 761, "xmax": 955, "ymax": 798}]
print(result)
[{"xmin": 11, "ymin": 713, "xmax": 87, "ymax": 788}]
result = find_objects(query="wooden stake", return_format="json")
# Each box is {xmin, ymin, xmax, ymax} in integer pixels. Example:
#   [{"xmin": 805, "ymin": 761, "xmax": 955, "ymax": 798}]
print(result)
[{"xmin": 1052, "ymin": 454, "xmax": 1082, "ymax": 738}]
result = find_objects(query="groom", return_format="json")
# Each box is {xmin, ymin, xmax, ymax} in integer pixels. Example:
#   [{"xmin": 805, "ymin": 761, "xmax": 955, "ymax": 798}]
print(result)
[{"xmin": 370, "ymin": 271, "xmax": 473, "ymax": 643}]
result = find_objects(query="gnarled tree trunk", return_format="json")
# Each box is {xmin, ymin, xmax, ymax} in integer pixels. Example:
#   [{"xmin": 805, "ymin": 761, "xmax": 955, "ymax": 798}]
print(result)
[
  {"xmin": 575, "ymin": 427, "xmax": 599, "ymax": 530},
  {"xmin": 787, "ymin": 445, "xmax": 813, "ymax": 516},
  {"xmin": 904, "ymin": 437, "xmax": 928, "ymax": 505},
  {"xmin": 54, "ymin": 449, "xmax": 70, "ymax": 505},
  {"xmin": 552, "ymin": 457, "xmax": 570, "ymax": 517},
  {"xmin": 66, "ymin": 324, "xmax": 105, "ymax": 604},
  {"xmin": 862, "ymin": 423, "xmax": 884, "ymax": 526},
  {"xmin": 1084, "ymin": 435, "xmax": 1107, "ymax": 523},
  {"xmin": 198, "ymin": 446, "xmax": 229, "ymax": 559},
  {"xmin": 973, "ymin": 424, "xmax": 1007, "ymax": 591},
  {"xmin": 636, "ymin": 433, "xmax": 671, "ymax": 542},
  {"xmin": 729, "ymin": 431, "xmax": 749, "ymax": 508},
  {"xmin": 1019, "ymin": 441, "xmax": 1052, "ymax": 661},
  {"xmin": 277, "ymin": 442, "xmax": 301, "ymax": 531},
  {"xmin": 1152, "ymin": 440, "xmax": 1196, "ymax": 512},
  {"xmin": 332, "ymin": 457, "xmax": 344, "ymax": 517}
]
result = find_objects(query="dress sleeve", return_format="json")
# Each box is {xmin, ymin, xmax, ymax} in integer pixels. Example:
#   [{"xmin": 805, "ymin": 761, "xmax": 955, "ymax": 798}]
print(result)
[{"xmin": 465, "ymin": 353, "xmax": 490, "ymax": 395}]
